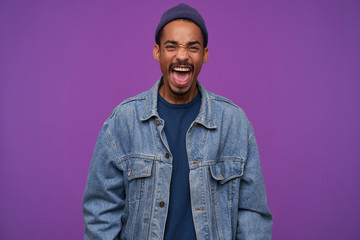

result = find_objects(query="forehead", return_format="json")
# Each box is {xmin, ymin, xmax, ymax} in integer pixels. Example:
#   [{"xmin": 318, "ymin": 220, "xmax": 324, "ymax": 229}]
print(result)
[{"xmin": 161, "ymin": 20, "xmax": 203, "ymax": 44}]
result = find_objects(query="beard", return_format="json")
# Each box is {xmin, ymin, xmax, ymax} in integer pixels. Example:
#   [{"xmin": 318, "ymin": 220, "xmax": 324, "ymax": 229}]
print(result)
[{"xmin": 169, "ymin": 84, "xmax": 192, "ymax": 96}]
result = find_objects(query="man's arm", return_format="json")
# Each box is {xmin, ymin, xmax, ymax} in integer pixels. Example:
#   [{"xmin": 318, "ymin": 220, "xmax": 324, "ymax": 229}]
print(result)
[
  {"xmin": 236, "ymin": 126, "xmax": 273, "ymax": 240},
  {"xmin": 83, "ymin": 123, "xmax": 125, "ymax": 240}
]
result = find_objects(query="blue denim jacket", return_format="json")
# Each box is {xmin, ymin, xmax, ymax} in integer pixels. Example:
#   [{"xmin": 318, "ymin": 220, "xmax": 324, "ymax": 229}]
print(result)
[{"xmin": 83, "ymin": 79, "xmax": 273, "ymax": 240}]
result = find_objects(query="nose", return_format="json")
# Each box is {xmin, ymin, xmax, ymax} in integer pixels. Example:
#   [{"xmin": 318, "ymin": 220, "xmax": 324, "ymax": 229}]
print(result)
[{"xmin": 175, "ymin": 45, "xmax": 189, "ymax": 61}]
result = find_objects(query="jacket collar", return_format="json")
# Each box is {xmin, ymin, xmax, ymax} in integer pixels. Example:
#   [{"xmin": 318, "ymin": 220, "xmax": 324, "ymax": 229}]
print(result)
[{"xmin": 140, "ymin": 77, "xmax": 217, "ymax": 129}]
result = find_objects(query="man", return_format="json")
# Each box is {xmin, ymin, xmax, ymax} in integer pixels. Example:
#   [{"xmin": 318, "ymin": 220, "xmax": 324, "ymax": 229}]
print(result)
[{"xmin": 83, "ymin": 3, "xmax": 273, "ymax": 240}]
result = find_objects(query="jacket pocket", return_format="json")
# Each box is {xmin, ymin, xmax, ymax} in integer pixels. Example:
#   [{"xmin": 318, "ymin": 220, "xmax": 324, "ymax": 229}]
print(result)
[
  {"xmin": 209, "ymin": 160, "xmax": 245, "ymax": 239},
  {"xmin": 125, "ymin": 158, "xmax": 154, "ymax": 202},
  {"xmin": 120, "ymin": 158, "xmax": 154, "ymax": 240},
  {"xmin": 210, "ymin": 160, "xmax": 245, "ymax": 184}
]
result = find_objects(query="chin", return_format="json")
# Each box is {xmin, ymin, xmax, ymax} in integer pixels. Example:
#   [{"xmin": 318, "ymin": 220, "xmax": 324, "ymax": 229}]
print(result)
[{"xmin": 169, "ymin": 85, "xmax": 192, "ymax": 96}]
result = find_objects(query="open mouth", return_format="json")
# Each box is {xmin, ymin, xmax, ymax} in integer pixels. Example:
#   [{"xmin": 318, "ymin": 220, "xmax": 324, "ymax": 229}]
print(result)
[{"xmin": 171, "ymin": 65, "xmax": 192, "ymax": 86}]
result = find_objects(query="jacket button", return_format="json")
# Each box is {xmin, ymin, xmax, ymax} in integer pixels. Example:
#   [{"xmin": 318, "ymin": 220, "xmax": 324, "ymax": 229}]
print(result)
[
  {"xmin": 165, "ymin": 153, "xmax": 169, "ymax": 159},
  {"xmin": 159, "ymin": 201, "xmax": 165, "ymax": 207},
  {"xmin": 155, "ymin": 120, "xmax": 160, "ymax": 126}
]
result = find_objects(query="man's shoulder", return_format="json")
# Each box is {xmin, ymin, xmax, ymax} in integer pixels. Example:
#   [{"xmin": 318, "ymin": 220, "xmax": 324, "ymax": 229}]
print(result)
[
  {"xmin": 203, "ymin": 89, "xmax": 254, "ymax": 137},
  {"xmin": 205, "ymin": 90, "xmax": 247, "ymax": 118},
  {"xmin": 120, "ymin": 89, "xmax": 149, "ymax": 106},
  {"xmin": 207, "ymin": 91, "xmax": 236, "ymax": 106},
  {"xmin": 107, "ymin": 89, "xmax": 150, "ymax": 120}
]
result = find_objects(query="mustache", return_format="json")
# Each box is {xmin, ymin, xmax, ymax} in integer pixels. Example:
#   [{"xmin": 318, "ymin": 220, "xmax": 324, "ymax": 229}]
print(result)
[{"xmin": 169, "ymin": 62, "xmax": 193, "ymax": 71}]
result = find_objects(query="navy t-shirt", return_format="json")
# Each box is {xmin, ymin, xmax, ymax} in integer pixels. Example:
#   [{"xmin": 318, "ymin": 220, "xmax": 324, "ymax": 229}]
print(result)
[{"xmin": 157, "ymin": 92, "xmax": 201, "ymax": 240}]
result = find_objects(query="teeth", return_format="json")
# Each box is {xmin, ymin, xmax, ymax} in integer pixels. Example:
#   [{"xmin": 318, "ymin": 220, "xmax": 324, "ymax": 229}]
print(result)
[{"xmin": 173, "ymin": 67, "xmax": 190, "ymax": 72}]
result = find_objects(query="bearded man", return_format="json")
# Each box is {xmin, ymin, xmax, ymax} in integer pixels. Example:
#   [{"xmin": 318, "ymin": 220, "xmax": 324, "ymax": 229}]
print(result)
[{"xmin": 83, "ymin": 3, "xmax": 273, "ymax": 240}]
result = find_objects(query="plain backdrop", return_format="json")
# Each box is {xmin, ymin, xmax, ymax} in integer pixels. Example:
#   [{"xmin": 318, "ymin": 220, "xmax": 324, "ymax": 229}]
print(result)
[{"xmin": 1, "ymin": 0, "xmax": 359, "ymax": 239}]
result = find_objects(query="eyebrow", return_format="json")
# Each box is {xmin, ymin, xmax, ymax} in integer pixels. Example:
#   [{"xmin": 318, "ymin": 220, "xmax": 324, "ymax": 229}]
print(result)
[
  {"xmin": 163, "ymin": 40, "xmax": 202, "ymax": 46},
  {"xmin": 164, "ymin": 40, "xmax": 177, "ymax": 45},
  {"xmin": 188, "ymin": 41, "xmax": 201, "ymax": 46}
]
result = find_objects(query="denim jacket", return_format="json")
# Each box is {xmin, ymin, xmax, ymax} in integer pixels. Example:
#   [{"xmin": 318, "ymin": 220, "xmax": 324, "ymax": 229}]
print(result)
[{"xmin": 83, "ymin": 79, "xmax": 273, "ymax": 240}]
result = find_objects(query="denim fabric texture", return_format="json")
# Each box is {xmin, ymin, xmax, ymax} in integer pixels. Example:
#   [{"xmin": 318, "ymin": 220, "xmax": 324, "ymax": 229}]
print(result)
[{"xmin": 83, "ymin": 78, "xmax": 273, "ymax": 240}]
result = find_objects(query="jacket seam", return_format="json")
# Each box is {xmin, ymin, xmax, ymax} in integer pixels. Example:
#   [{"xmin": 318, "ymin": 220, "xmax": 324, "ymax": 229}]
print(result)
[
  {"xmin": 104, "ymin": 126, "xmax": 118, "ymax": 159},
  {"xmin": 210, "ymin": 96, "xmax": 242, "ymax": 110}
]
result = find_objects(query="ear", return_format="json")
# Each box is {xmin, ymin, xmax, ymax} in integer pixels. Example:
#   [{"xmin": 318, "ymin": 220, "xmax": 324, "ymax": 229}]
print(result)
[
  {"xmin": 153, "ymin": 44, "xmax": 160, "ymax": 62},
  {"xmin": 203, "ymin": 47, "xmax": 209, "ymax": 64}
]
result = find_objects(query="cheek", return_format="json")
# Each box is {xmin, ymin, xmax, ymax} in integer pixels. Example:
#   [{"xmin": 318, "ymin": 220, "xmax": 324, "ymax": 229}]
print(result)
[
  {"xmin": 194, "ymin": 59, "xmax": 204, "ymax": 70},
  {"xmin": 160, "ymin": 61, "xmax": 168, "ymax": 73},
  {"xmin": 192, "ymin": 55, "xmax": 204, "ymax": 66},
  {"xmin": 159, "ymin": 58, "xmax": 167, "ymax": 70},
  {"xmin": 159, "ymin": 55, "xmax": 172, "ymax": 70}
]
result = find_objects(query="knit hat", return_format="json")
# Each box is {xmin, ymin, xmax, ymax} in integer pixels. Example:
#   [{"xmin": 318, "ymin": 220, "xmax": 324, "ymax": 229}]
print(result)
[{"xmin": 155, "ymin": 3, "xmax": 208, "ymax": 47}]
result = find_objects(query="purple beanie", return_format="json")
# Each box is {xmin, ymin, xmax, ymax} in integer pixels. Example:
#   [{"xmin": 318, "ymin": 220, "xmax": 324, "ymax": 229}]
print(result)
[{"xmin": 155, "ymin": 3, "xmax": 208, "ymax": 47}]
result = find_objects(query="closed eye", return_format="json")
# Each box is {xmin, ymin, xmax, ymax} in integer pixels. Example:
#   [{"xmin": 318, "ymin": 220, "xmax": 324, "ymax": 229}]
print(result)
[
  {"xmin": 189, "ymin": 46, "xmax": 200, "ymax": 52},
  {"xmin": 165, "ymin": 45, "xmax": 176, "ymax": 49}
]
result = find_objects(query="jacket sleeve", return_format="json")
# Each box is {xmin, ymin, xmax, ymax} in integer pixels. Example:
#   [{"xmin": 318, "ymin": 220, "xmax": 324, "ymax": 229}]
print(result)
[
  {"xmin": 83, "ymin": 121, "xmax": 125, "ymax": 240},
  {"xmin": 236, "ymin": 126, "xmax": 273, "ymax": 240}
]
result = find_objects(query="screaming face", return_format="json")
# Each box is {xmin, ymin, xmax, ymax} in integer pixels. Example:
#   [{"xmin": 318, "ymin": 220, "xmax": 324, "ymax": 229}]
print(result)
[{"xmin": 153, "ymin": 20, "xmax": 209, "ymax": 104}]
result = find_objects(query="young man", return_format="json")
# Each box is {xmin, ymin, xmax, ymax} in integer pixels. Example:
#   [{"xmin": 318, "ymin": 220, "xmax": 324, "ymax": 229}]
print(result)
[{"xmin": 83, "ymin": 3, "xmax": 273, "ymax": 239}]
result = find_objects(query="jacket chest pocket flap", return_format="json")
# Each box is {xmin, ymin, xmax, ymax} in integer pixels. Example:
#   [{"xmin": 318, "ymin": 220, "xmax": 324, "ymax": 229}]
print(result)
[
  {"xmin": 210, "ymin": 160, "xmax": 245, "ymax": 184},
  {"xmin": 126, "ymin": 158, "xmax": 153, "ymax": 181}
]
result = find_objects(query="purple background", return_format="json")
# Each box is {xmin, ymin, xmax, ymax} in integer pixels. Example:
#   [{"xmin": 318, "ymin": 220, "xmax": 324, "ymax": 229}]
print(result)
[{"xmin": 1, "ymin": 0, "xmax": 359, "ymax": 239}]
